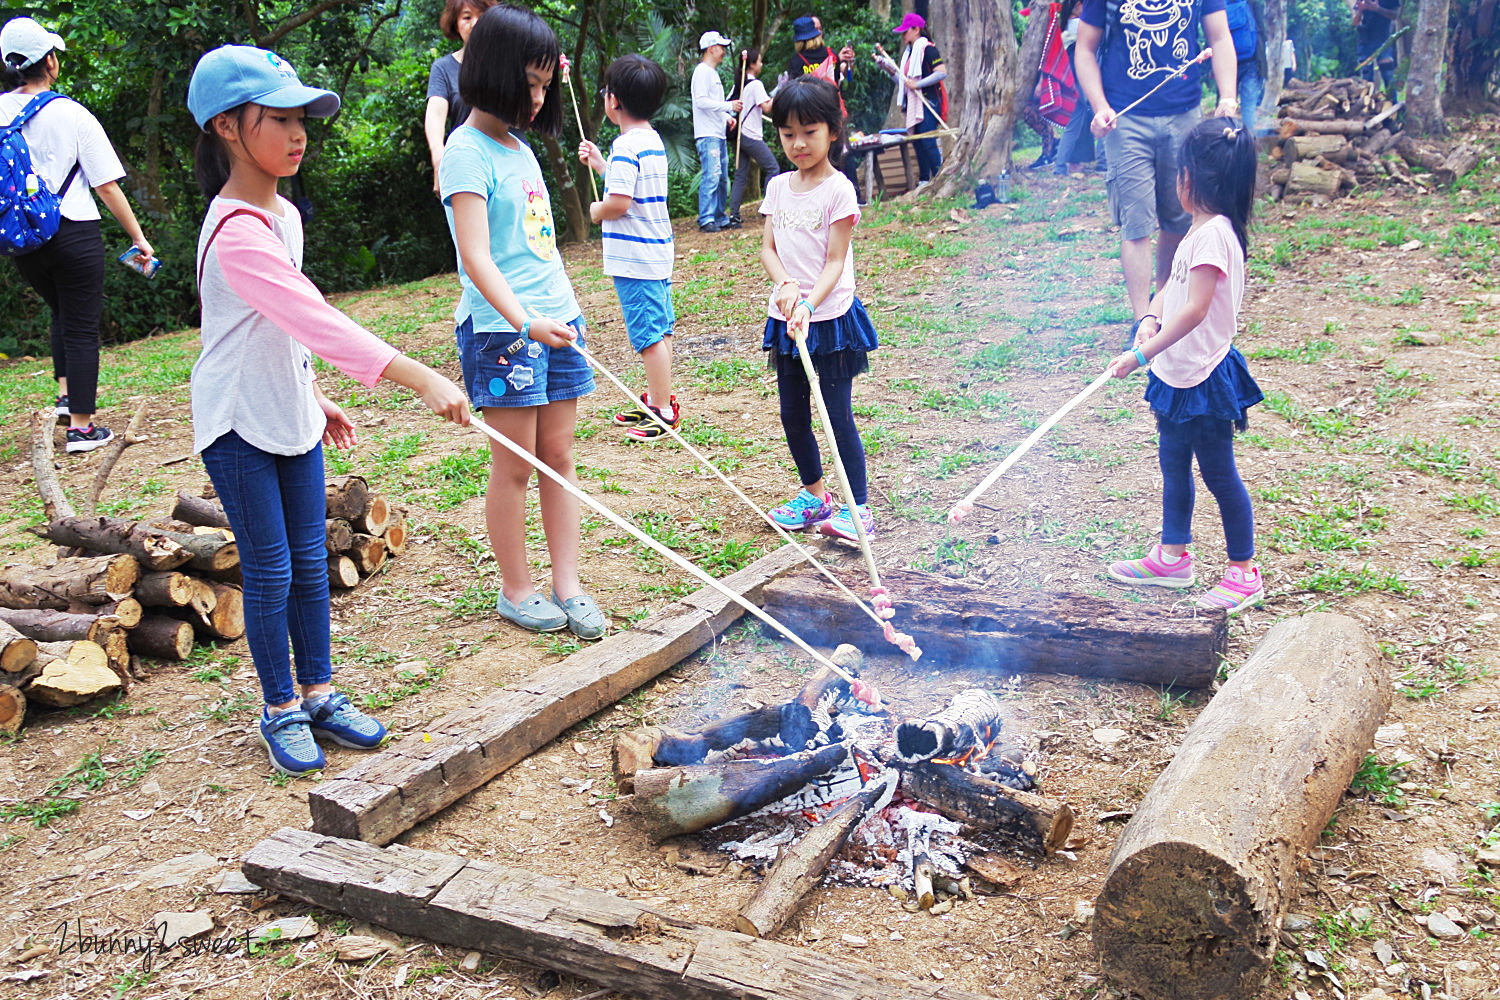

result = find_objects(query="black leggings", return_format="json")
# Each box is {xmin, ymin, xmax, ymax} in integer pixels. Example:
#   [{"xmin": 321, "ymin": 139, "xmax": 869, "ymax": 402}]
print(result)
[
  {"xmin": 12, "ymin": 219, "xmax": 106, "ymax": 415},
  {"xmin": 775, "ymin": 352, "xmax": 868, "ymax": 505}
]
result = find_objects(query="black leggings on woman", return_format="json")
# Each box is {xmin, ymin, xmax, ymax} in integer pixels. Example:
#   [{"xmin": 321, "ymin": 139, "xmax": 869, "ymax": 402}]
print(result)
[
  {"xmin": 12, "ymin": 219, "xmax": 106, "ymax": 415},
  {"xmin": 775, "ymin": 351, "xmax": 868, "ymax": 505}
]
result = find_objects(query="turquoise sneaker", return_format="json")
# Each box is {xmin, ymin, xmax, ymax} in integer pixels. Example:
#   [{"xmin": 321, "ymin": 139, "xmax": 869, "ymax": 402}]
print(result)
[
  {"xmin": 819, "ymin": 504, "xmax": 876, "ymax": 542},
  {"xmin": 770, "ymin": 489, "xmax": 834, "ymax": 530}
]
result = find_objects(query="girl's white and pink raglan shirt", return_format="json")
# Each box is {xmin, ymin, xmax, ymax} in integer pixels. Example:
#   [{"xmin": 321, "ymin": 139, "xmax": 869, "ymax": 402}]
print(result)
[{"xmin": 192, "ymin": 195, "xmax": 398, "ymax": 457}]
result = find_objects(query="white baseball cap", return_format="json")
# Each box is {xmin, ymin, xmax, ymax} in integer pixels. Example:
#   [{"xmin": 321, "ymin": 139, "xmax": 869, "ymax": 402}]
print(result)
[
  {"xmin": 699, "ymin": 30, "xmax": 731, "ymax": 50},
  {"xmin": 1, "ymin": 17, "xmax": 67, "ymax": 71}
]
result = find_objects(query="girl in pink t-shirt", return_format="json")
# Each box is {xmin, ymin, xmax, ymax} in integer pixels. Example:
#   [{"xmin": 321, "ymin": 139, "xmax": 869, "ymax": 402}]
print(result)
[
  {"xmin": 759, "ymin": 76, "xmax": 880, "ymax": 542},
  {"xmin": 1105, "ymin": 119, "xmax": 1265, "ymax": 615}
]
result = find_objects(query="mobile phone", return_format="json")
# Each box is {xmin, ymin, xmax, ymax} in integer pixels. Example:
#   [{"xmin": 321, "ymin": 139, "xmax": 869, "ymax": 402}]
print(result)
[{"xmin": 118, "ymin": 245, "xmax": 160, "ymax": 279}]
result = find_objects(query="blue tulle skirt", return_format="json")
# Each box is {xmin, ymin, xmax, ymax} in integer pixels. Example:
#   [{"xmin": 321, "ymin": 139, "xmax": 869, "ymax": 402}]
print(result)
[
  {"xmin": 762, "ymin": 296, "xmax": 879, "ymax": 380},
  {"xmin": 1145, "ymin": 346, "xmax": 1263, "ymax": 428}
]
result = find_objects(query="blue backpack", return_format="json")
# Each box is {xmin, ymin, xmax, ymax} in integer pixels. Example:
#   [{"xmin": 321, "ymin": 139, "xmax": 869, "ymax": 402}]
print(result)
[
  {"xmin": 1, "ymin": 92, "xmax": 81, "ymax": 257},
  {"xmin": 1224, "ymin": 0, "xmax": 1260, "ymax": 62}
]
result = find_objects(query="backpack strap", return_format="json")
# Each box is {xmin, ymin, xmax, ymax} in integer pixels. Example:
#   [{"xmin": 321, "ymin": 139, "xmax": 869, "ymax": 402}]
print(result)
[
  {"xmin": 197, "ymin": 208, "xmax": 273, "ymax": 293},
  {"xmin": 5, "ymin": 93, "xmax": 83, "ymax": 200}
]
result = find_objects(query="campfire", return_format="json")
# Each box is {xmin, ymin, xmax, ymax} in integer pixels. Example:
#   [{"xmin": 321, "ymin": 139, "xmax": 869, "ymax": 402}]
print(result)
[{"xmin": 613, "ymin": 644, "xmax": 1074, "ymax": 938}]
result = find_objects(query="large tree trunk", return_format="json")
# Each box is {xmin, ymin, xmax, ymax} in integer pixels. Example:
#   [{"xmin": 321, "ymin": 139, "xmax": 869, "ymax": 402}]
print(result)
[
  {"xmin": 1260, "ymin": 0, "xmax": 1288, "ymax": 117},
  {"xmin": 1448, "ymin": 0, "xmax": 1500, "ymax": 108},
  {"xmin": 1406, "ymin": 0, "xmax": 1453, "ymax": 134},
  {"xmin": 929, "ymin": 0, "xmax": 1031, "ymax": 197},
  {"xmin": 538, "ymin": 133, "xmax": 589, "ymax": 244}
]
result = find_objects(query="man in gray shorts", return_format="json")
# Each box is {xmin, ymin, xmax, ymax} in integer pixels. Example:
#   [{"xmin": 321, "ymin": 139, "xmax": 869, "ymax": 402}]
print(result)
[{"xmin": 1073, "ymin": 0, "xmax": 1237, "ymax": 332}]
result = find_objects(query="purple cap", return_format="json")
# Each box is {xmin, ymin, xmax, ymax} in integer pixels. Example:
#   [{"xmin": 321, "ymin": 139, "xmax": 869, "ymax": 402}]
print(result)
[{"xmin": 893, "ymin": 12, "xmax": 926, "ymax": 33}]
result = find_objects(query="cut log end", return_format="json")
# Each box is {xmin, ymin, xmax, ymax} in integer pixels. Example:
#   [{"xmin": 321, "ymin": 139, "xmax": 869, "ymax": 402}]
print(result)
[
  {"xmin": 128, "ymin": 617, "xmax": 197, "ymax": 661},
  {"xmin": 0, "ymin": 682, "xmax": 25, "ymax": 732},
  {"xmin": 329, "ymin": 555, "xmax": 360, "ymax": 590}
]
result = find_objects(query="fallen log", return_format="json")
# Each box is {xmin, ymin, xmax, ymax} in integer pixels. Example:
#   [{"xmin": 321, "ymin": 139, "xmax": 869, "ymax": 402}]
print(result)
[
  {"xmin": 901, "ymin": 763, "xmax": 1074, "ymax": 854},
  {"xmin": 651, "ymin": 705, "xmax": 786, "ymax": 767},
  {"xmin": 0, "ymin": 618, "xmax": 38, "ymax": 674},
  {"xmin": 1093, "ymin": 613, "xmax": 1389, "ymax": 1000},
  {"xmin": 735, "ymin": 770, "xmax": 898, "ymax": 938},
  {"xmin": 325, "ymin": 476, "xmax": 370, "ymax": 522},
  {"xmin": 760, "ymin": 570, "xmax": 1227, "ymax": 688},
  {"xmin": 779, "ymin": 644, "xmax": 861, "ymax": 751},
  {"xmin": 634, "ymin": 741, "xmax": 850, "ymax": 841},
  {"xmin": 41, "ymin": 517, "xmax": 191, "ymax": 571},
  {"xmin": 27, "ymin": 640, "xmax": 119, "ymax": 707},
  {"xmin": 328, "ymin": 555, "xmax": 360, "ymax": 590},
  {"xmin": 1441, "ymin": 144, "xmax": 1481, "ymax": 185},
  {"xmin": 1282, "ymin": 118, "xmax": 1368, "ymax": 137},
  {"xmin": 383, "ymin": 513, "xmax": 407, "ymax": 556},
  {"xmin": 0, "ymin": 553, "xmax": 141, "ymax": 610},
  {"xmin": 171, "ymin": 491, "xmax": 231, "ymax": 529},
  {"xmin": 310, "ymin": 544, "xmax": 804, "ymax": 844},
  {"xmin": 136, "ymin": 571, "xmax": 216, "ymax": 617},
  {"xmin": 31, "ymin": 409, "xmax": 74, "ymax": 521},
  {"xmin": 0, "ymin": 606, "xmax": 132, "ymax": 645},
  {"xmin": 127, "ymin": 616, "xmax": 196, "ymax": 661},
  {"xmin": 1286, "ymin": 160, "xmax": 1342, "ymax": 197},
  {"xmin": 200, "ymin": 583, "xmax": 244, "ymax": 640},
  {"xmin": 0, "ymin": 682, "xmax": 24, "ymax": 733},
  {"xmin": 244, "ymin": 827, "xmax": 993, "ymax": 1000},
  {"xmin": 141, "ymin": 526, "xmax": 238, "ymax": 575},
  {"xmin": 1284, "ymin": 134, "xmax": 1351, "ymax": 162},
  {"xmin": 325, "ymin": 518, "xmax": 354, "ymax": 555},
  {"xmin": 352, "ymin": 494, "xmax": 391, "ymax": 537},
  {"xmin": 894, "ymin": 689, "xmax": 1005, "ymax": 764},
  {"xmin": 347, "ymin": 534, "xmax": 386, "ymax": 576}
]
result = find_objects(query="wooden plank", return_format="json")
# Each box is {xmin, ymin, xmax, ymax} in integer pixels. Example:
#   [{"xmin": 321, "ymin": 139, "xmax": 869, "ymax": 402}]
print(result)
[
  {"xmin": 310, "ymin": 544, "xmax": 804, "ymax": 844},
  {"xmin": 244, "ymin": 827, "xmax": 990, "ymax": 1000},
  {"xmin": 761, "ymin": 569, "xmax": 1228, "ymax": 689}
]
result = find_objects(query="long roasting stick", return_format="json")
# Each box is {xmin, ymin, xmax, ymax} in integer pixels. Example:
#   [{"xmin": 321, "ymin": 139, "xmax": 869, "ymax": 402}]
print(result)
[
  {"xmin": 559, "ymin": 54, "xmax": 599, "ymax": 202},
  {"xmin": 1106, "ymin": 48, "xmax": 1213, "ymax": 125},
  {"xmin": 948, "ymin": 367, "xmax": 1115, "ymax": 524},
  {"xmin": 734, "ymin": 49, "xmax": 748, "ymax": 172},
  {"xmin": 467, "ymin": 416, "xmax": 882, "ymax": 707}
]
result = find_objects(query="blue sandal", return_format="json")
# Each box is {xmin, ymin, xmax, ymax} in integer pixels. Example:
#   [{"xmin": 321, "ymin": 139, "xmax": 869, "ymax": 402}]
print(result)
[
  {"xmin": 553, "ymin": 591, "xmax": 606, "ymax": 640},
  {"xmin": 496, "ymin": 591, "xmax": 568, "ymax": 633}
]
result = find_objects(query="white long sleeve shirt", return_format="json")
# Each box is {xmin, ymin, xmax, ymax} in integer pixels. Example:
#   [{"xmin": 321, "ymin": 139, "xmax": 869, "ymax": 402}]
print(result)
[{"xmin": 691, "ymin": 61, "xmax": 731, "ymax": 139}]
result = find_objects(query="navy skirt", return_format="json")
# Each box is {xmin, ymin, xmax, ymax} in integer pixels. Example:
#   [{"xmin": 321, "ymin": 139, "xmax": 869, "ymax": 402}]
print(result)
[
  {"xmin": 762, "ymin": 296, "xmax": 879, "ymax": 380},
  {"xmin": 1145, "ymin": 346, "xmax": 1263, "ymax": 428}
]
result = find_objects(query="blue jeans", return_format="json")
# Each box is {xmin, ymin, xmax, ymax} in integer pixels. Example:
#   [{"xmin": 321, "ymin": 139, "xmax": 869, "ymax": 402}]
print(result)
[
  {"xmin": 1157, "ymin": 416, "xmax": 1255, "ymax": 562},
  {"xmin": 695, "ymin": 136, "xmax": 729, "ymax": 228},
  {"xmin": 1237, "ymin": 60, "xmax": 1264, "ymax": 133},
  {"xmin": 200, "ymin": 431, "xmax": 332, "ymax": 707},
  {"xmin": 911, "ymin": 107, "xmax": 942, "ymax": 182}
]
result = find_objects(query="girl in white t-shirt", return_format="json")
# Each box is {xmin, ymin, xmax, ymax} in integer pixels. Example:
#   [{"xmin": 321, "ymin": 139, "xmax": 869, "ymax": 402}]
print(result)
[
  {"xmin": 759, "ymin": 76, "xmax": 879, "ymax": 543},
  {"xmin": 1106, "ymin": 119, "xmax": 1265, "ymax": 615},
  {"xmin": 728, "ymin": 49, "xmax": 778, "ymax": 226}
]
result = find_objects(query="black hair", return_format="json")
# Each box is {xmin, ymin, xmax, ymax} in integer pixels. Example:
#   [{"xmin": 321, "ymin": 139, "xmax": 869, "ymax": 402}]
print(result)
[
  {"xmin": 731, "ymin": 48, "xmax": 762, "ymax": 101},
  {"xmin": 604, "ymin": 54, "xmax": 667, "ymax": 121},
  {"xmin": 1177, "ymin": 115, "xmax": 1258, "ymax": 259},
  {"xmin": 459, "ymin": 5, "xmax": 562, "ymax": 136},
  {"xmin": 193, "ymin": 104, "xmax": 267, "ymax": 199},
  {"xmin": 769, "ymin": 76, "xmax": 845, "ymax": 167},
  {"xmin": 2, "ymin": 50, "xmax": 53, "ymax": 91}
]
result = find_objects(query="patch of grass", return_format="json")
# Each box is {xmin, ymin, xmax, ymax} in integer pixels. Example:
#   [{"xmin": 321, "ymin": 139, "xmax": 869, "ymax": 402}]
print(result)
[
  {"xmin": 202, "ymin": 690, "xmax": 256, "ymax": 722},
  {"xmin": 422, "ymin": 447, "xmax": 490, "ymax": 510},
  {"xmin": 1244, "ymin": 339, "xmax": 1336, "ymax": 363},
  {"xmin": 1267, "ymin": 500, "xmax": 1389, "ymax": 554},
  {"xmin": 685, "ymin": 357, "xmax": 761, "ymax": 392},
  {"xmin": 1349, "ymin": 753, "xmax": 1405, "ymax": 806},
  {"xmin": 934, "ymin": 452, "xmax": 985, "ymax": 479},
  {"xmin": 1444, "ymin": 492, "xmax": 1500, "ymax": 516},
  {"xmin": 1292, "ymin": 562, "xmax": 1414, "ymax": 597},
  {"xmin": 1380, "ymin": 436, "xmax": 1473, "ymax": 480},
  {"xmin": 1397, "ymin": 655, "xmax": 1492, "ymax": 700}
]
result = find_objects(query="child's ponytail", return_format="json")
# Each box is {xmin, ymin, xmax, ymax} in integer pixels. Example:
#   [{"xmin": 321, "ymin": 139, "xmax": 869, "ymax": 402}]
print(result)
[
  {"xmin": 1178, "ymin": 117, "xmax": 1258, "ymax": 259},
  {"xmin": 193, "ymin": 105, "xmax": 261, "ymax": 200}
]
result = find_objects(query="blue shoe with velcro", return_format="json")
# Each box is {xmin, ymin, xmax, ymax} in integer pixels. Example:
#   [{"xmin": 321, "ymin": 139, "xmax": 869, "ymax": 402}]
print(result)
[
  {"xmin": 305, "ymin": 691, "xmax": 387, "ymax": 749},
  {"xmin": 258, "ymin": 706, "xmax": 325, "ymax": 776}
]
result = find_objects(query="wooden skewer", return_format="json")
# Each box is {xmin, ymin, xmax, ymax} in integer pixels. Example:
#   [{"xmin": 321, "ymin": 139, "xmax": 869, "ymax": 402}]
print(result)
[
  {"xmin": 467, "ymin": 415, "xmax": 882, "ymax": 708},
  {"xmin": 560, "ymin": 54, "xmax": 599, "ymax": 203},
  {"xmin": 1107, "ymin": 48, "xmax": 1214, "ymax": 125}
]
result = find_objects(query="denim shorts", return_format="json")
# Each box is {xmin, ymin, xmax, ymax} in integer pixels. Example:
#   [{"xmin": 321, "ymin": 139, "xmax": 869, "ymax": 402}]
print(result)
[
  {"xmin": 1103, "ymin": 107, "xmax": 1200, "ymax": 240},
  {"xmin": 456, "ymin": 315, "xmax": 595, "ymax": 409},
  {"xmin": 614, "ymin": 276, "xmax": 675, "ymax": 353}
]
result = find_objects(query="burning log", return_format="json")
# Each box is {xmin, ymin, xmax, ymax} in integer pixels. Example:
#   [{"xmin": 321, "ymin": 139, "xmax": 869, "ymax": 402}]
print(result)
[
  {"xmin": 780, "ymin": 644, "xmax": 863, "ymax": 751},
  {"xmin": 894, "ymin": 689, "xmax": 1004, "ymax": 764},
  {"xmin": 901, "ymin": 763, "xmax": 1074, "ymax": 854},
  {"xmin": 171, "ymin": 490, "xmax": 231, "ymax": 529},
  {"xmin": 633, "ymin": 741, "xmax": 850, "ymax": 841},
  {"xmin": 0, "ymin": 682, "xmax": 24, "ymax": 733},
  {"xmin": 911, "ymin": 842, "xmax": 937, "ymax": 910},
  {"xmin": 0, "ymin": 553, "xmax": 140, "ymax": 610},
  {"xmin": 27, "ymin": 640, "xmax": 119, "ymax": 707},
  {"xmin": 128, "ymin": 616, "xmax": 196, "ymax": 661},
  {"xmin": 735, "ymin": 770, "xmax": 898, "ymax": 938},
  {"xmin": 0, "ymin": 618, "xmax": 38, "ymax": 674},
  {"xmin": 1093, "ymin": 613, "xmax": 1389, "ymax": 1000},
  {"xmin": 0, "ymin": 606, "xmax": 134, "ymax": 645},
  {"xmin": 650, "ymin": 706, "xmax": 785, "ymax": 767},
  {"xmin": 325, "ymin": 476, "xmax": 370, "ymax": 522},
  {"xmin": 761, "ymin": 570, "xmax": 1227, "ymax": 688}
]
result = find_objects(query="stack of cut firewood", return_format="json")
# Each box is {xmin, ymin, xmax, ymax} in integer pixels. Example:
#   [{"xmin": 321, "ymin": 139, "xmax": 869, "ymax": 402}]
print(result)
[
  {"xmin": 0, "ymin": 475, "xmax": 403, "ymax": 730},
  {"xmin": 1269, "ymin": 77, "xmax": 1481, "ymax": 201}
]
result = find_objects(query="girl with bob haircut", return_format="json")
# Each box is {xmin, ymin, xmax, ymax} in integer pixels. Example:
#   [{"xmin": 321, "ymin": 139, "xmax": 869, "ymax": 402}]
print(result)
[
  {"xmin": 185, "ymin": 44, "xmax": 469, "ymax": 777},
  {"xmin": 1106, "ymin": 118, "xmax": 1265, "ymax": 615},
  {"xmin": 440, "ymin": 6, "xmax": 604, "ymax": 641},
  {"xmin": 759, "ymin": 76, "xmax": 880, "ymax": 543}
]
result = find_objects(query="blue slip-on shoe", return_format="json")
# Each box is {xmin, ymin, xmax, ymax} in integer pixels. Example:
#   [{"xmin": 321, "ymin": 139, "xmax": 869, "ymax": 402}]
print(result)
[
  {"xmin": 496, "ymin": 591, "xmax": 569, "ymax": 632},
  {"xmin": 552, "ymin": 590, "xmax": 606, "ymax": 640},
  {"xmin": 258, "ymin": 706, "xmax": 325, "ymax": 777},
  {"xmin": 306, "ymin": 691, "xmax": 387, "ymax": 749}
]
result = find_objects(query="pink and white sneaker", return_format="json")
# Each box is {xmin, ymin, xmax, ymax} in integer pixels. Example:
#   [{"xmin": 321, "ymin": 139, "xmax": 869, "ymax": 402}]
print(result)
[
  {"xmin": 1196, "ymin": 565, "xmax": 1265, "ymax": 615},
  {"xmin": 1106, "ymin": 545, "xmax": 1195, "ymax": 589}
]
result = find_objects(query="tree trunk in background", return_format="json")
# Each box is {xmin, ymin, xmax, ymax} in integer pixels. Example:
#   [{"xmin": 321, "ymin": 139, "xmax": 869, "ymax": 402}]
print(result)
[
  {"xmin": 1449, "ymin": 0, "xmax": 1500, "ymax": 108},
  {"xmin": 872, "ymin": 0, "xmax": 893, "ymax": 21},
  {"xmin": 929, "ymin": 0, "xmax": 1035, "ymax": 198},
  {"xmin": 1259, "ymin": 0, "xmax": 1288, "ymax": 123},
  {"xmin": 540, "ymin": 134, "xmax": 589, "ymax": 243},
  {"xmin": 753, "ymin": 0, "xmax": 769, "ymax": 49},
  {"xmin": 1406, "ymin": 0, "xmax": 1453, "ymax": 134}
]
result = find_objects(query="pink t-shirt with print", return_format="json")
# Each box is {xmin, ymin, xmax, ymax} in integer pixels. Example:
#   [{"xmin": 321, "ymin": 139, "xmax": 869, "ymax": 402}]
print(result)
[
  {"xmin": 760, "ymin": 171, "xmax": 861, "ymax": 323},
  {"xmin": 1151, "ymin": 214, "xmax": 1245, "ymax": 389}
]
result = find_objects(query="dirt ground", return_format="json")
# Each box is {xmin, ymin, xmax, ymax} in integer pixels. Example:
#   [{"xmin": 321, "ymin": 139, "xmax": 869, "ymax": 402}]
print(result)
[{"xmin": 1, "ymin": 119, "xmax": 1498, "ymax": 1000}]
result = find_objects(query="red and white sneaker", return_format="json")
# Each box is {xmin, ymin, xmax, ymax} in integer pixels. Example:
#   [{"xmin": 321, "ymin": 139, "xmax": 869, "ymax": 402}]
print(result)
[
  {"xmin": 1195, "ymin": 565, "xmax": 1265, "ymax": 615},
  {"xmin": 1106, "ymin": 544, "xmax": 1195, "ymax": 589}
]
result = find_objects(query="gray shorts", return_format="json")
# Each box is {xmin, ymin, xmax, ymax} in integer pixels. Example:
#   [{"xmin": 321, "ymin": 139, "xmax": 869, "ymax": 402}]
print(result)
[{"xmin": 1103, "ymin": 107, "xmax": 1201, "ymax": 241}]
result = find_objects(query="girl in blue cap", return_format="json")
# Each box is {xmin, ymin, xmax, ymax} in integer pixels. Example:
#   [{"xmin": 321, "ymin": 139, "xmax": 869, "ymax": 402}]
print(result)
[{"xmin": 186, "ymin": 45, "xmax": 470, "ymax": 777}]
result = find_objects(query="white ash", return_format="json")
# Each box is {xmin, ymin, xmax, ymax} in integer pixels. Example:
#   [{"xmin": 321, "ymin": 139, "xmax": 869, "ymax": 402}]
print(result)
[{"xmin": 719, "ymin": 824, "xmax": 797, "ymax": 861}]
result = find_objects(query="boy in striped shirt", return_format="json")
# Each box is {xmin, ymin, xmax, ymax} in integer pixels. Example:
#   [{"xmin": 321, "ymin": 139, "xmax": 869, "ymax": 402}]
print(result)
[{"xmin": 578, "ymin": 55, "xmax": 679, "ymax": 440}]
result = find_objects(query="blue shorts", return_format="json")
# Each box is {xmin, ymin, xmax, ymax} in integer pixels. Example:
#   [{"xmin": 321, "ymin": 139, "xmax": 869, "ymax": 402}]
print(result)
[
  {"xmin": 613, "ymin": 276, "xmax": 675, "ymax": 353},
  {"xmin": 456, "ymin": 315, "xmax": 596, "ymax": 409}
]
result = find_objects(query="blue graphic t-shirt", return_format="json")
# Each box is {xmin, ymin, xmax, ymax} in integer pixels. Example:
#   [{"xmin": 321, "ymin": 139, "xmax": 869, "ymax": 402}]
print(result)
[{"xmin": 1081, "ymin": 0, "xmax": 1226, "ymax": 116}]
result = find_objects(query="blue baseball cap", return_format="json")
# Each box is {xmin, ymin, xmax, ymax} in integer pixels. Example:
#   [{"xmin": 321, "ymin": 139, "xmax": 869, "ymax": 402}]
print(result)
[{"xmin": 187, "ymin": 45, "xmax": 340, "ymax": 130}]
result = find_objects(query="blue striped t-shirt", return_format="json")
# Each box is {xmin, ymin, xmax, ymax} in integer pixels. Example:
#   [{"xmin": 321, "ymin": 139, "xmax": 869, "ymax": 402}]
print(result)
[{"xmin": 602, "ymin": 126, "xmax": 673, "ymax": 280}]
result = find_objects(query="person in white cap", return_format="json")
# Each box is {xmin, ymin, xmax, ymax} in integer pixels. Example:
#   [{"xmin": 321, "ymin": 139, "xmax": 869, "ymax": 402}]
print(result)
[
  {"xmin": 691, "ymin": 30, "xmax": 741, "ymax": 232},
  {"xmin": 1, "ymin": 16, "xmax": 154, "ymax": 453}
]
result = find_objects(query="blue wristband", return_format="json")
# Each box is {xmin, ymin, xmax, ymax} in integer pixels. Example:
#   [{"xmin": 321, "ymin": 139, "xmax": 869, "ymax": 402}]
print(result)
[
  {"xmin": 1132, "ymin": 347, "xmax": 1148, "ymax": 368},
  {"xmin": 521, "ymin": 316, "xmax": 532, "ymax": 338},
  {"xmin": 798, "ymin": 298, "xmax": 814, "ymax": 315}
]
